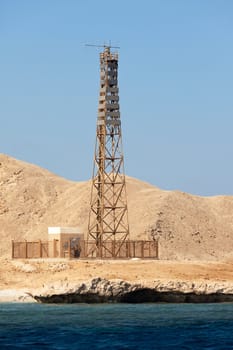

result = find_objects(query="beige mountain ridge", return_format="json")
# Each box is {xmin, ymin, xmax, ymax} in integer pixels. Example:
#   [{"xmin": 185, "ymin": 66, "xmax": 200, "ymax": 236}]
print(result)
[{"xmin": 1, "ymin": 153, "xmax": 233, "ymax": 261}]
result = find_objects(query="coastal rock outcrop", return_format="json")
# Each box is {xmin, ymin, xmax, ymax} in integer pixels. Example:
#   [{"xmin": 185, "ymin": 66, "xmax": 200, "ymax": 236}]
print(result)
[
  {"xmin": 33, "ymin": 278, "xmax": 141, "ymax": 303},
  {"xmin": 33, "ymin": 278, "xmax": 233, "ymax": 304}
]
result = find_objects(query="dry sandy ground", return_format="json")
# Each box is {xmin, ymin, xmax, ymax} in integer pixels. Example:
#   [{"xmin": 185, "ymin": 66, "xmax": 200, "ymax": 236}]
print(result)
[{"xmin": 1, "ymin": 258, "xmax": 233, "ymax": 291}]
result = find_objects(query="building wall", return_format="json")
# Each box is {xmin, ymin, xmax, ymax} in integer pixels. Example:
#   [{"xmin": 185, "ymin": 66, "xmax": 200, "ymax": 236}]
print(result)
[{"xmin": 48, "ymin": 233, "xmax": 84, "ymax": 258}]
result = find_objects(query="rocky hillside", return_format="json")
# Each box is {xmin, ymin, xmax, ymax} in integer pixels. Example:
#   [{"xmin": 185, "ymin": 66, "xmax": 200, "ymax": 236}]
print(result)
[{"xmin": 1, "ymin": 153, "xmax": 233, "ymax": 260}]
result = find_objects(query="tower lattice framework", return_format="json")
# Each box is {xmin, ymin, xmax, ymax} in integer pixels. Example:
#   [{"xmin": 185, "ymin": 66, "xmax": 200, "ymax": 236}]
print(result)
[{"xmin": 88, "ymin": 46, "xmax": 130, "ymax": 257}]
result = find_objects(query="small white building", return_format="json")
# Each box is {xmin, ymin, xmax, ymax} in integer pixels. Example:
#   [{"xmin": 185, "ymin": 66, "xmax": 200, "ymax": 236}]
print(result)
[{"xmin": 48, "ymin": 227, "xmax": 84, "ymax": 258}]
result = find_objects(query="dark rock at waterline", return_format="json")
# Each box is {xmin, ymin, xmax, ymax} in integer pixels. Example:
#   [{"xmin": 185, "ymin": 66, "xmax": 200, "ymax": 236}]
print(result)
[{"xmin": 33, "ymin": 278, "xmax": 233, "ymax": 304}]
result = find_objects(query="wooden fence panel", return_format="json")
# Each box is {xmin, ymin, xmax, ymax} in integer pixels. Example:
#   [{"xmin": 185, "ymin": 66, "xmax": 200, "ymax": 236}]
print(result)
[
  {"xmin": 12, "ymin": 240, "xmax": 49, "ymax": 259},
  {"xmin": 12, "ymin": 240, "xmax": 158, "ymax": 259}
]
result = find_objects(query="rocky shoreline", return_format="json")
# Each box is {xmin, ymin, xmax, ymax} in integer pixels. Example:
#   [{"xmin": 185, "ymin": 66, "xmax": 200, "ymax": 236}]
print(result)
[
  {"xmin": 1, "ymin": 278, "xmax": 233, "ymax": 303},
  {"xmin": 32, "ymin": 278, "xmax": 233, "ymax": 304}
]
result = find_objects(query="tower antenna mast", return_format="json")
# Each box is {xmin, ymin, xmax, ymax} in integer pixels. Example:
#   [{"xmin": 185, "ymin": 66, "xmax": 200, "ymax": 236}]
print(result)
[{"xmin": 85, "ymin": 44, "xmax": 120, "ymax": 49}]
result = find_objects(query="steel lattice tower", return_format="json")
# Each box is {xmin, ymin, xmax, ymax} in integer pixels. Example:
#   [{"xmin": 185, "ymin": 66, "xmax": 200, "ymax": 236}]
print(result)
[{"xmin": 88, "ymin": 46, "xmax": 130, "ymax": 257}]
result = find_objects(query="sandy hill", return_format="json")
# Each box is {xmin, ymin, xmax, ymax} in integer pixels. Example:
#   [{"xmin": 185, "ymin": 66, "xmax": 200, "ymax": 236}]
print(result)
[{"xmin": 1, "ymin": 153, "xmax": 233, "ymax": 261}]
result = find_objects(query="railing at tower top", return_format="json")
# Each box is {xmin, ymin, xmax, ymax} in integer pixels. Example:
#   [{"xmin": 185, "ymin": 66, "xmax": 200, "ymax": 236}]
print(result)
[{"xmin": 100, "ymin": 52, "xmax": 118, "ymax": 61}]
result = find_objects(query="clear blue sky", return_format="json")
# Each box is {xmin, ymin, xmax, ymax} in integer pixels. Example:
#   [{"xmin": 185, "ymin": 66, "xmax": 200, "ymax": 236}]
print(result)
[{"xmin": 1, "ymin": 0, "xmax": 233, "ymax": 196}]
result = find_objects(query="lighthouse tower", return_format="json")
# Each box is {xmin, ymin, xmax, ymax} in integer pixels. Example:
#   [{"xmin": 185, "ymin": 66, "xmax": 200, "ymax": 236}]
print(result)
[{"xmin": 87, "ymin": 46, "xmax": 130, "ymax": 257}]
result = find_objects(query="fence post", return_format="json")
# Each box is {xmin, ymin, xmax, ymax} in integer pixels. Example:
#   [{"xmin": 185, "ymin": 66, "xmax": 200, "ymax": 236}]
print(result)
[
  {"xmin": 112, "ymin": 240, "xmax": 115, "ymax": 258},
  {"xmin": 25, "ymin": 240, "xmax": 28, "ymax": 259},
  {"xmin": 83, "ymin": 240, "xmax": 86, "ymax": 258},
  {"xmin": 53, "ymin": 239, "xmax": 56, "ymax": 258},
  {"xmin": 11, "ymin": 240, "xmax": 14, "ymax": 259},
  {"xmin": 39, "ymin": 240, "xmax": 42, "ymax": 258},
  {"xmin": 68, "ymin": 239, "xmax": 71, "ymax": 259},
  {"xmin": 156, "ymin": 241, "xmax": 159, "ymax": 259},
  {"xmin": 141, "ymin": 241, "xmax": 144, "ymax": 258},
  {"xmin": 127, "ymin": 241, "xmax": 130, "ymax": 258}
]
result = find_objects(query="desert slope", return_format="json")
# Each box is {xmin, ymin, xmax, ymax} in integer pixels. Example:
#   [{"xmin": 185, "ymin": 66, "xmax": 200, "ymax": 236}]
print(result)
[{"xmin": 1, "ymin": 153, "xmax": 233, "ymax": 260}]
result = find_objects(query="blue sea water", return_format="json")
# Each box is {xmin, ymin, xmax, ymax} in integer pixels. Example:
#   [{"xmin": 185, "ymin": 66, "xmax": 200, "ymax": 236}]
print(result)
[{"xmin": 0, "ymin": 303, "xmax": 233, "ymax": 349}]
